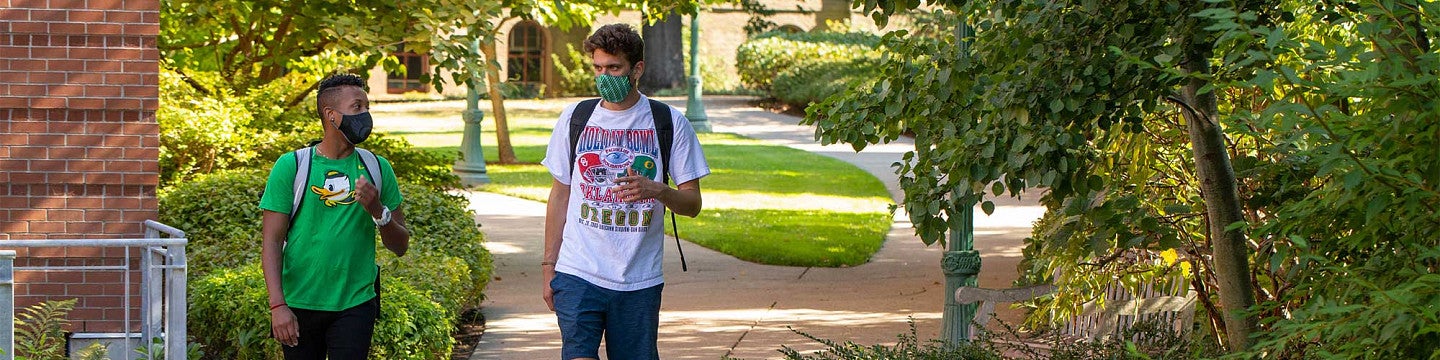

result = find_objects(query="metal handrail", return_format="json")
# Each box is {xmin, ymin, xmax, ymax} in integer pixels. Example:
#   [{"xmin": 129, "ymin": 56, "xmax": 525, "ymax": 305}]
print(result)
[{"xmin": 0, "ymin": 221, "xmax": 187, "ymax": 360}]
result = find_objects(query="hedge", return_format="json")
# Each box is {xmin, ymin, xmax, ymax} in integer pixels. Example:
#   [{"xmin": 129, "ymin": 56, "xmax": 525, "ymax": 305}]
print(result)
[
  {"xmin": 189, "ymin": 263, "xmax": 455, "ymax": 360},
  {"xmin": 735, "ymin": 30, "xmax": 883, "ymax": 94}
]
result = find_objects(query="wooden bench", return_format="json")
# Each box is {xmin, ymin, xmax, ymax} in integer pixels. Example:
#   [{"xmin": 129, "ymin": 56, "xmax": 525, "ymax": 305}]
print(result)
[{"xmin": 954, "ymin": 282, "xmax": 1197, "ymax": 342}]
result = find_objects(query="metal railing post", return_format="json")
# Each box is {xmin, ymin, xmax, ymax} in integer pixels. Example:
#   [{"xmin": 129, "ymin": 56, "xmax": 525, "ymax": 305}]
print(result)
[
  {"xmin": 165, "ymin": 244, "xmax": 186, "ymax": 360},
  {"xmin": 2, "ymin": 250, "xmax": 15, "ymax": 360}
]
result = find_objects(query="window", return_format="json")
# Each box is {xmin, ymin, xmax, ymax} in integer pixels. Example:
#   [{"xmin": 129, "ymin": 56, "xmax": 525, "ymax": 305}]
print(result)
[
  {"xmin": 507, "ymin": 21, "xmax": 545, "ymax": 83},
  {"xmin": 387, "ymin": 52, "xmax": 429, "ymax": 94}
]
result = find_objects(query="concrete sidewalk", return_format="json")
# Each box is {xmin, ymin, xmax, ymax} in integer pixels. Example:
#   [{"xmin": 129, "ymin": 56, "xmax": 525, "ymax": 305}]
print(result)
[{"xmin": 466, "ymin": 96, "xmax": 1043, "ymax": 359}]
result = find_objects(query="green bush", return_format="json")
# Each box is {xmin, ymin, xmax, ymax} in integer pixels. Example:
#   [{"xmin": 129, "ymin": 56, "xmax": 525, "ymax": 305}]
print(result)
[
  {"xmin": 771, "ymin": 57, "xmax": 879, "ymax": 106},
  {"xmin": 734, "ymin": 30, "xmax": 882, "ymax": 92},
  {"xmin": 190, "ymin": 264, "xmax": 455, "ymax": 360},
  {"xmin": 160, "ymin": 67, "xmax": 458, "ymax": 189},
  {"xmin": 551, "ymin": 43, "xmax": 594, "ymax": 97},
  {"xmin": 157, "ymin": 169, "xmax": 267, "ymax": 277},
  {"xmin": 378, "ymin": 251, "xmax": 471, "ymax": 313}
]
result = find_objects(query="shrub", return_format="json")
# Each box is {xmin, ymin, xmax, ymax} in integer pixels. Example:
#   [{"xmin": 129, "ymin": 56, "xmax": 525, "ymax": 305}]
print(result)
[
  {"xmin": 157, "ymin": 169, "xmax": 267, "ymax": 277},
  {"xmin": 734, "ymin": 30, "xmax": 882, "ymax": 92},
  {"xmin": 190, "ymin": 263, "xmax": 455, "ymax": 360},
  {"xmin": 14, "ymin": 298, "xmax": 77, "ymax": 360},
  {"xmin": 552, "ymin": 43, "xmax": 595, "ymax": 98},
  {"xmin": 378, "ymin": 251, "xmax": 472, "ymax": 313},
  {"xmin": 159, "ymin": 67, "xmax": 459, "ymax": 189},
  {"xmin": 771, "ymin": 57, "xmax": 879, "ymax": 106}
]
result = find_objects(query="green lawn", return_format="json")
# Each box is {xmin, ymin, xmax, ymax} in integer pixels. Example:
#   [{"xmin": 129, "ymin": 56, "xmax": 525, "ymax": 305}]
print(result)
[{"xmin": 375, "ymin": 101, "xmax": 893, "ymax": 267}]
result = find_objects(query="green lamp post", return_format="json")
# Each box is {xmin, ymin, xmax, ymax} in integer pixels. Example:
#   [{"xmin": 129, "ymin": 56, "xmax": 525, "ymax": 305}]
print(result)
[
  {"xmin": 454, "ymin": 38, "xmax": 491, "ymax": 185},
  {"xmin": 684, "ymin": 12, "xmax": 711, "ymax": 133},
  {"xmin": 940, "ymin": 23, "xmax": 979, "ymax": 344}
]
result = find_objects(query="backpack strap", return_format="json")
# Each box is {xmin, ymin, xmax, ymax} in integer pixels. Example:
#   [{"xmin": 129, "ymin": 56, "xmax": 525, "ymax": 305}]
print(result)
[
  {"xmin": 649, "ymin": 99, "xmax": 674, "ymax": 186},
  {"xmin": 568, "ymin": 98, "xmax": 602, "ymax": 178},
  {"xmin": 290, "ymin": 147, "xmax": 313, "ymax": 223},
  {"xmin": 355, "ymin": 148, "xmax": 383, "ymax": 194}
]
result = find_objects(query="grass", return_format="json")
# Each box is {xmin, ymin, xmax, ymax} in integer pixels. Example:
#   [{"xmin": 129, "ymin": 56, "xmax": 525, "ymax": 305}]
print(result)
[{"xmin": 374, "ymin": 100, "xmax": 893, "ymax": 267}]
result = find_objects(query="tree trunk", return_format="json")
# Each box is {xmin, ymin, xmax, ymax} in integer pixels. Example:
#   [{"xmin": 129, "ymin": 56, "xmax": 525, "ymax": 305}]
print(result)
[
  {"xmin": 480, "ymin": 40, "xmax": 517, "ymax": 164},
  {"xmin": 640, "ymin": 11, "xmax": 685, "ymax": 95},
  {"xmin": 1178, "ymin": 43, "xmax": 1256, "ymax": 352}
]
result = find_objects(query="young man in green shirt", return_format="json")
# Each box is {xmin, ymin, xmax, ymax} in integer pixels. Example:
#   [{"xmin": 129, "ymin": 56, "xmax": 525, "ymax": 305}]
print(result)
[{"xmin": 258, "ymin": 73, "xmax": 410, "ymax": 360}]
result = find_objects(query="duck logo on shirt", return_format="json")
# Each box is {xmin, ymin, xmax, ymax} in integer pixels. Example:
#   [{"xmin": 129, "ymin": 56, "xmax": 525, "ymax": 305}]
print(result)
[{"xmin": 309, "ymin": 170, "xmax": 357, "ymax": 207}]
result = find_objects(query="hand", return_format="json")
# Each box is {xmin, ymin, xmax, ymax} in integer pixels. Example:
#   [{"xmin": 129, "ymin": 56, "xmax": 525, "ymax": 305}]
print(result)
[
  {"xmin": 542, "ymin": 266, "xmax": 557, "ymax": 312},
  {"xmin": 355, "ymin": 177, "xmax": 383, "ymax": 216},
  {"xmin": 614, "ymin": 168, "xmax": 665, "ymax": 203},
  {"xmin": 270, "ymin": 306, "xmax": 299, "ymax": 347}
]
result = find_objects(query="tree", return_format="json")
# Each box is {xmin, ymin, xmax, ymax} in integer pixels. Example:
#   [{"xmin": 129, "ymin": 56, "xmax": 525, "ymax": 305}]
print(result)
[
  {"xmin": 641, "ymin": 11, "xmax": 687, "ymax": 95},
  {"xmin": 161, "ymin": 0, "xmax": 504, "ymax": 104},
  {"xmin": 808, "ymin": 0, "xmax": 1437, "ymax": 356}
]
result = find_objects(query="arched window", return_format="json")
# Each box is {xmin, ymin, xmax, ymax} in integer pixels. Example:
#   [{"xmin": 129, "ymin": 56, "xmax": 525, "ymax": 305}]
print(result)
[
  {"xmin": 507, "ymin": 21, "xmax": 545, "ymax": 83},
  {"xmin": 386, "ymin": 50, "xmax": 428, "ymax": 94}
]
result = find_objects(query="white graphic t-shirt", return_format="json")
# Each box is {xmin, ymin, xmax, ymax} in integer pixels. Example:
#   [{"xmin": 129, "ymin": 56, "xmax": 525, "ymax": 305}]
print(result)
[{"xmin": 541, "ymin": 96, "xmax": 711, "ymax": 291}]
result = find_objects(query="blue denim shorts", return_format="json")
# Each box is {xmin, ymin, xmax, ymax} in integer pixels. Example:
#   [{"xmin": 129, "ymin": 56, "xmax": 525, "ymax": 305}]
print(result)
[{"xmin": 551, "ymin": 272, "xmax": 664, "ymax": 360}]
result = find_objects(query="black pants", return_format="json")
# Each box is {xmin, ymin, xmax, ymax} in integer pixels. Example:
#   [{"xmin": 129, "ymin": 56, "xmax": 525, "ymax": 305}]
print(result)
[{"xmin": 281, "ymin": 293, "xmax": 380, "ymax": 360}]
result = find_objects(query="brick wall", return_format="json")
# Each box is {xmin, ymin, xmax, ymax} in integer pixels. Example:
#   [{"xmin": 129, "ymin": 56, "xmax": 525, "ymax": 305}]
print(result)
[{"xmin": 1, "ymin": 0, "xmax": 161, "ymax": 333}]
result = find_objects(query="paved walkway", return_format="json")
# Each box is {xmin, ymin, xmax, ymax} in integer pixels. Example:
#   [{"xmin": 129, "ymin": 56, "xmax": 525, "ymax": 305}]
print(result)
[{"xmin": 465, "ymin": 96, "xmax": 1043, "ymax": 359}]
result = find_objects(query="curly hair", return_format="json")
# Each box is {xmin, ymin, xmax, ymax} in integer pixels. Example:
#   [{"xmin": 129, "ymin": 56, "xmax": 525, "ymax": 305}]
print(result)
[
  {"xmin": 315, "ymin": 73, "xmax": 367, "ymax": 117},
  {"xmin": 583, "ymin": 24, "xmax": 644, "ymax": 65}
]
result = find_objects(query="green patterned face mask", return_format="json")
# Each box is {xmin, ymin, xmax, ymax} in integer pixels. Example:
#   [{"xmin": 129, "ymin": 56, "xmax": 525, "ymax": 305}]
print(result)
[{"xmin": 595, "ymin": 73, "xmax": 633, "ymax": 103}]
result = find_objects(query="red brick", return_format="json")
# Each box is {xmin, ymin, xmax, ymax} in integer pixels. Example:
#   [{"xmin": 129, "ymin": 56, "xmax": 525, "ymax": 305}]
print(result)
[
  {"xmin": 83, "ymin": 296, "xmax": 123, "ymax": 308},
  {"xmin": 142, "ymin": 12, "xmax": 158, "ymax": 23},
  {"xmin": 122, "ymin": 173, "xmax": 158, "ymax": 185},
  {"xmin": 66, "ymin": 221, "xmax": 103, "ymax": 234},
  {"xmin": 121, "ymin": 122, "xmax": 157, "ymax": 135},
  {"xmin": 85, "ymin": 122, "xmax": 123, "ymax": 134},
  {"xmin": 29, "ymin": 71, "xmax": 66, "ymax": 83},
  {"xmin": 101, "ymin": 136, "xmax": 139, "ymax": 147},
  {"xmin": 10, "ymin": 58, "xmax": 44, "ymax": 70},
  {"xmin": 122, "ymin": 61, "xmax": 157, "ymax": 74},
  {"xmin": 48, "ymin": 84, "xmax": 84, "ymax": 97},
  {"xmin": 70, "ymin": 97, "xmax": 104, "ymax": 109},
  {"xmin": 29, "ymin": 9, "xmax": 65, "ymax": 21},
  {"xmin": 104, "ymin": 197, "xmax": 139, "ymax": 209},
  {"xmin": 0, "ymin": 221, "xmax": 27, "ymax": 233},
  {"xmin": 47, "ymin": 22, "xmax": 85, "ymax": 34},
  {"xmin": 11, "ymin": 121, "xmax": 47, "ymax": 132},
  {"xmin": 28, "ymin": 283, "xmax": 64, "ymax": 295},
  {"xmin": 140, "ymin": 135, "xmax": 159, "ymax": 147},
  {"xmin": 70, "ymin": 47, "xmax": 105, "ymax": 59},
  {"xmin": 88, "ymin": 23, "xmax": 124, "ymax": 35},
  {"xmin": 106, "ymin": 11, "xmax": 141, "ymax": 22},
  {"xmin": 106, "ymin": 48, "xmax": 142, "ymax": 60},
  {"xmin": 9, "ymin": 209, "xmax": 42, "ymax": 220},
  {"xmin": 48, "ymin": 172, "xmax": 82, "ymax": 183},
  {"xmin": 46, "ymin": 209, "xmax": 82, "ymax": 221},
  {"xmin": 10, "ymin": 84, "xmax": 46, "ymax": 96},
  {"xmin": 124, "ymin": 0, "xmax": 157, "ymax": 11},
  {"xmin": 30, "ymin": 221, "xmax": 64, "ymax": 232},
  {"xmin": 11, "ymin": 21, "xmax": 46, "ymax": 33},
  {"xmin": 85, "ymin": 60, "xmax": 121, "ymax": 72},
  {"xmin": 106, "ymin": 98, "xmax": 141, "ymax": 109},
  {"xmin": 32, "ymin": 46, "xmax": 69, "ymax": 58},
  {"xmin": 67, "ymin": 197, "xmax": 103, "ymax": 210},
  {"xmin": 12, "ymin": 172, "xmax": 45, "ymax": 183},
  {"xmin": 122, "ymin": 85, "xmax": 156, "ymax": 97},
  {"xmin": 86, "ymin": 84, "xmax": 123, "ymax": 95},
  {"xmin": 68, "ymin": 160, "xmax": 105, "ymax": 172},
  {"xmin": 0, "ymin": 159, "xmax": 25, "ymax": 171},
  {"xmin": 69, "ymin": 10, "xmax": 105, "ymax": 22},
  {"xmin": 140, "ymin": 99, "xmax": 157, "ymax": 110},
  {"xmin": 30, "ymin": 160, "xmax": 65, "ymax": 171},
  {"xmin": 29, "ymin": 97, "xmax": 65, "ymax": 108},
  {"xmin": 125, "ymin": 23, "xmax": 158, "ymax": 35},
  {"xmin": 125, "ymin": 147, "xmax": 158, "ymax": 159},
  {"xmin": 49, "ymin": 147, "xmax": 85, "ymax": 159},
  {"xmin": 48, "ymin": 0, "xmax": 87, "ymax": 9},
  {"xmin": 0, "ymin": 96, "xmax": 27, "ymax": 108},
  {"xmin": 47, "ymin": 59, "xmax": 83, "ymax": 71},
  {"xmin": 102, "ymin": 222, "xmax": 132, "ymax": 234},
  {"xmin": 67, "ymin": 72, "xmax": 104, "ymax": 84},
  {"xmin": 65, "ymin": 134, "xmax": 103, "ymax": 146},
  {"xmin": 84, "ymin": 210, "xmax": 121, "ymax": 221}
]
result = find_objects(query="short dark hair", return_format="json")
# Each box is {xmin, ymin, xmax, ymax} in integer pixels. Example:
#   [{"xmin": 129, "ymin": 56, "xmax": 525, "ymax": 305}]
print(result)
[
  {"xmin": 316, "ymin": 73, "xmax": 367, "ymax": 117},
  {"xmin": 583, "ymin": 24, "xmax": 644, "ymax": 65}
]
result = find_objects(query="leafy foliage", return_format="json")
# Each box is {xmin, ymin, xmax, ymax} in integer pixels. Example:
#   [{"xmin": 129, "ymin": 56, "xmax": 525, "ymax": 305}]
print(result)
[
  {"xmin": 13, "ymin": 299, "xmax": 76, "ymax": 360},
  {"xmin": 189, "ymin": 263, "xmax": 456, "ymax": 359},
  {"xmin": 809, "ymin": 0, "xmax": 1439, "ymax": 356},
  {"xmin": 774, "ymin": 321, "xmax": 1001, "ymax": 360},
  {"xmin": 395, "ymin": 183, "xmax": 493, "ymax": 307},
  {"xmin": 157, "ymin": 169, "xmax": 267, "ymax": 277},
  {"xmin": 550, "ymin": 43, "xmax": 595, "ymax": 97},
  {"xmin": 734, "ymin": 30, "xmax": 883, "ymax": 92}
]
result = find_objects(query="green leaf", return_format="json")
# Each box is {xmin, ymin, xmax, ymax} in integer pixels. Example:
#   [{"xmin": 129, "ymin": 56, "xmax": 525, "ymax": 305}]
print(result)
[
  {"xmin": 981, "ymin": 201, "xmax": 995, "ymax": 215},
  {"xmin": 1224, "ymin": 220, "xmax": 1248, "ymax": 232},
  {"xmin": 1164, "ymin": 204, "xmax": 1191, "ymax": 214}
]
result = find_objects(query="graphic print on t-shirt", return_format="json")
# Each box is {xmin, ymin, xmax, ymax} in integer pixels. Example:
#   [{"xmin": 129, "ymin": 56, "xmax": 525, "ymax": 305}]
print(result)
[
  {"xmin": 575, "ymin": 126, "xmax": 660, "ymax": 232},
  {"xmin": 310, "ymin": 169, "xmax": 358, "ymax": 207}
]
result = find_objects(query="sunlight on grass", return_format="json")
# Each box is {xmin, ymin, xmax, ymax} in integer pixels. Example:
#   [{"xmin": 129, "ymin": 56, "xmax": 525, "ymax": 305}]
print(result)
[{"xmin": 380, "ymin": 101, "xmax": 893, "ymax": 267}]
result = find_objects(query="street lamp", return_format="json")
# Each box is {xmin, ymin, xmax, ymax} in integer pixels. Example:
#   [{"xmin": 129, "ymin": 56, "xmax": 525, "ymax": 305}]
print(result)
[
  {"xmin": 454, "ymin": 38, "xmax": 492, "ymax": 185},
  {"xmin": 684, "ymin": 12, "xmax": 711, "ymax": 133},
  {"xmin": 940, "ymin": 23, "xmax": 979, "ymax": 344}
]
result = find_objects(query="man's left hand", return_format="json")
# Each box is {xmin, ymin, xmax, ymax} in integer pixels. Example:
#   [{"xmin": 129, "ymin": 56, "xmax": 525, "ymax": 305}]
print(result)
[
  {"xmin": 614, "ymin": 168, "xmax": 665, "ymax": 203},
  {"xmin": 356, "ymin": 177, "xmax": 383, "ymax": 216}
]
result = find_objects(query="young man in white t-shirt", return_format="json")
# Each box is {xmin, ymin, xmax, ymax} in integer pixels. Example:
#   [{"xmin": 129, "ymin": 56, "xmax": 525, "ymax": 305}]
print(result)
[{"xmin": 539, "ymin": 23, "xmax": 711, "ymax": 360}]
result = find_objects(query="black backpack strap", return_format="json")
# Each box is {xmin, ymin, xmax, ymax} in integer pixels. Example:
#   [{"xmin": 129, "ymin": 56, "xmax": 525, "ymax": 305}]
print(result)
[
  {"xmin": 568, "ymin": 99, "xmax": 602, "ymax": 178},
  {"xmin": 650, "ymin": 99, "xmax": 674, "ymax": 186}
]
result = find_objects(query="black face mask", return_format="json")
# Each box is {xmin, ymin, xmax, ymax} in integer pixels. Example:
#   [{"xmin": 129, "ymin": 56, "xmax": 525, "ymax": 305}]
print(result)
[{"xmin": 335, "ymin": 112, "xmax": 373, "ymax": 145}]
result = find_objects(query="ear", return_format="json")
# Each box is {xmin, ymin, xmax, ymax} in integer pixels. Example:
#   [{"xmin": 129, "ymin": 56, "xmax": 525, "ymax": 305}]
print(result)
[{"xmin": 632, "ymin": 60, "xmax": 645, "ymax": 79}]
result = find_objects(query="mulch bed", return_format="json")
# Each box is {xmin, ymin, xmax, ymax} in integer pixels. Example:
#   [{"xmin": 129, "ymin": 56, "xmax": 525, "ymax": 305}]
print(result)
[{"xmin": 449, "ymin": 308, "xmax": 486, "ymax": 360}]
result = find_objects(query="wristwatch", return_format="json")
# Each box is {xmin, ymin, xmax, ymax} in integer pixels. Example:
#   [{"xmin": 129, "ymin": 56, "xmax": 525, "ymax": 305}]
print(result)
[{"xmin": 372, "ymin": 206, "xmax": 392, "ymax": 226}]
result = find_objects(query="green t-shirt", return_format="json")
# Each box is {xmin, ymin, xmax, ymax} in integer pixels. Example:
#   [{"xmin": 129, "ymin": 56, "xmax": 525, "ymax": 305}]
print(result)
[{"xmin": 258, "ymin": 148, "xmax": 403, "ymax": 311}]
